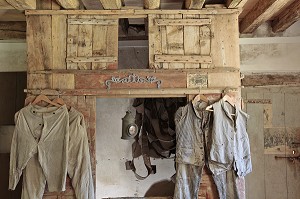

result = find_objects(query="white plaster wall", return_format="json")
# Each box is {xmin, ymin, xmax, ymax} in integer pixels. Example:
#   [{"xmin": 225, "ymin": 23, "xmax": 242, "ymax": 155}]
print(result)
[
  {"xmin": 96, "ymin": 98, "xmax": 175, "ymax": 198},
  {"xmin": 240, "ymin": 21, "xmax": 300, "ymax": 74},
  {"xmin": 0, "ymin": 40, "xmax": 26, "ymax": 72}
]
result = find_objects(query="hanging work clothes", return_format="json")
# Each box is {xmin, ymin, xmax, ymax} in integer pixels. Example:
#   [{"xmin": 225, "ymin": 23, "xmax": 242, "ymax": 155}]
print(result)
[
  {"xmin": 173, "ymin": 101, "xmax": 212, "ymax": 199},
  {"xmin": 174, "ymin": 101, "xmax": 211, "ymax": 166},
  {"xmin": 9, "ymin": 104, "xmax": 69, "ymax": 192},
  {"xmin": 19, "ymin": 107, "xmax": 94, "ymax": 199},
  {"xmin": 68, "ymin": 107, "xmax": 95, "ymax": 199},
  {"xmin": 208, "ymin": 98, "xmax": 252, "ymax": 177}
]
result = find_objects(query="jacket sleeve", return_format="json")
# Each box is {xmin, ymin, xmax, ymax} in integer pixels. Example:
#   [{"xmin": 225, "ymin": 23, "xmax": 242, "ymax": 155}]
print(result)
[
  {"xmin": 9, "ymin": 112, "xmax": 21, "ymax": 190},
  {"xmin": 68, "ymin": 113, "xmax": 95, "ymax": 199}
]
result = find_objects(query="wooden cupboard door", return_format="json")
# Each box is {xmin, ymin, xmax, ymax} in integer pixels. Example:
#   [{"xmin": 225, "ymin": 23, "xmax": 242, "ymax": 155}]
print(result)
[
  {"xmin": 66, "ymin": 15, "xmax": 118, "ymax": 70},
  {"xmin": 284, "ymin": 93, "xmax": 300, "ymax": 199},
  {"xmin": 148, "ymin": 13, "xmax": 240, "ymax": 69},
  {"xmin": 244, "ymin": 89, "xmax": 300, "ymax": 199}
]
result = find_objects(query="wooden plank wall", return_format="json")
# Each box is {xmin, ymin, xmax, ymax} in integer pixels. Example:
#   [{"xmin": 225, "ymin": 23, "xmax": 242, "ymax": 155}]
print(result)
[
  {"xmin": 26, "ymin": 9, "xmax": 241, "ymax": 199},
  {"xmin": 243, "ymin": 87, "xmax": 300, "ymax": 199}
]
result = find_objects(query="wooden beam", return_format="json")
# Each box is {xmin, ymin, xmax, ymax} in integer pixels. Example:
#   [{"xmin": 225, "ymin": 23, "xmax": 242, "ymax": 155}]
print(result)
[
  {"xmin": 226, "ymin": 0, "xmax": 248, "ymax": 8},
  {"xmin": 25, "ymin": 88, "xmax": 230, "ymax": 96},
  {"xmin": 242, "ymin": 74, "xmax": 300, "ymax": 87},
  {"xmin": 81, "ymin": 0, "xmax": 103, "ymax": 9},
  {"xmin": 0, "ymin": 0, "xmax": 14, "ymax": 9},
  {"xmin": 185, "ymin": 0, "xmax": 205, "ymax": 9},
  {"xmin": 66, "ymin": 56, "xmax": 117, "ymax": 63},
  {"xmin": 0, "ymin": 21, "xmax": 26, "ymax": 40},
  {"xmin": 25, "ymin": 9, "xmax": 239, "ymax": 16},
  {"xmin": 99, "ymin": 0, "xmax": 122, "ymax": 9},
  {"xmin": 144, "ymin": 0, "xmax": 160, "ymax": 9},
  {"xmin": 155, "ymin": 18, "xmax": 211, "ymax": 26},
  {"xmin": 0, "ymin": 10, "xmax": 25, "ymax": 21},
  {"xmin": 55, "ymin": 0, "xmax": 80, "ymax": 9},
  {"xmin": 68, "ymin": 18, "xmax": 118, "ymax": 25},
  {"xmin": 5, "ymin": 0, "xmax": 36, "ymax": 10},
  {"xmin": 155, "ymin": 55, "xmax": 212, "ymax": 63},
  {"xmin": 272, "ymin": 0, "xmax": 300, "ymax": 32},
  {"xmin": 240, "ymin": 0, "xmax": 295, "ymax": 33}
]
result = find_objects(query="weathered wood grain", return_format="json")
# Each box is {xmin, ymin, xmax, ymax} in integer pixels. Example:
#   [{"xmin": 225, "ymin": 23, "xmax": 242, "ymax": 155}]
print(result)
[
  {"xmin": 27, "ymin": 73, "xmax": 53, "ymax": 89},
  {"xmin": 199, "ymin": 16, "xmax": 211, "ymax": 68},
  {"xmin": 155, "ymin": 55, "xmax": 212, "ymax": 63},
  {"xmin": 272, "ymin": 0, "xmax": 300, "ymax": 32},
  {"xmin": 144, "ymin": 0, "xmax": 160, "ymax": 9},
  {"xmin": 68, "ymin": 18, "xmax": 118, "ymax": 25},
  {"xmin": 240, "ymin": 0, "xmax": 295, "ymax": 33},
  {"xmin": 77, "ymin": 16, "xmax": 93, "ymax": 70},
  {"xmin": 52, "ymin": 74, "xmax": 75, "ymax": 89},
  {"xmin": 52, "ymin": 15, "xmax": 67, "ymax": 70},
  {"xmin": 56, "ymin": 0, "xmax": 80, "ymax": 9},
  {"xmin": 245, "ymin": 92, "xmax": 265, "ymax": 199},
  {"xmin": 185, "ymin": 0, "xmax": 205, "ymax": 9},
  {"xmin": 99, "ymin": 0, "xmax": 122, "ymax": 9},
  {"xmin": 148, "ymin": 14, "xmax": 161, "ymax": 68},
  {"xmin": 67, "ymin": 15, "xmax": 79, "ymax": 70},
  {"xmin": 155, "ymin": 18, "xmax": 211, "ymax": 26},
  {"xmin": 92, "ymin": 16, "xmax": 108, "ymax": 70},
  {"xmin": 264, "ymin": 92, "xmax": 287, "ymax": 199},
  {"xmin": 226, "ymin": 0, "xmax": 248, "ymax": 8},
  {"xmin": 67, "ymin": 56, "xmax": 117, "ymax": 63},
  {"xmin": 26, "ymin": 9, "xmax": 239, "ymax": 16},
  {"xmin": 211, "ymin": 13, "xmax": 239, "ymax": 67},
  {"xmin": 242, "ymin": 74, "xmax": 300, "ymax": 87},
  {"xmin": 166, "ymin": 14, "xmax": 184, "ymax": 69},
  {"xmin": 75, "ymin": 72, "xmax": 187, "ymax": 89},
  {"xmin": 105, "ymin": 18, "xmax": 118, "ymax": 69},
  {"xmin": 6, "ymin": 0, "xmax": 36, "ymax": 10},
  {"xmin": 27, "ymin": 15, "xmax": 52, "ymax": 71},
  {"xmin": 0, "ymin": 21, "xmax": 26, "ymax": 40},
  {"xmin": 183, "ymin": 14, "xmax": 200, "ymax": 69},
  {"xmin": 208, "ymin": 72, "xmax": 240, "ymax": 88}
]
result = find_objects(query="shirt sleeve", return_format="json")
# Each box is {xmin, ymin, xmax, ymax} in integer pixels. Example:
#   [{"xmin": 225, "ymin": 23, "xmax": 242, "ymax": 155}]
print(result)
[
  {"xmin": 68, "ymin": 112, "xmax": 95, "ymax": 199},
  {"xmin": 9, "ymin": 111, "xmax": 21, "ymax": 190}
]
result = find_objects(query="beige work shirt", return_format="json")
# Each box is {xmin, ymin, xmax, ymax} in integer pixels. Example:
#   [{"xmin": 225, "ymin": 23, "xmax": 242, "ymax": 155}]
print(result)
[{"xmin": 9, "ymin": 104, "xmax": 69, "ymax": 192}]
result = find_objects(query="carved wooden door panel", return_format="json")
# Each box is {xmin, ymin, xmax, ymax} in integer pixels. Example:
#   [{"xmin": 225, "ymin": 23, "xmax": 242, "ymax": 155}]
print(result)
[
  {"xmin": 243, "ymin": 89, "xmax": 300, "ymax": 199},
  {"xmin": 66, "ymin": 15, "xmax": 118, "ymax": 70}
]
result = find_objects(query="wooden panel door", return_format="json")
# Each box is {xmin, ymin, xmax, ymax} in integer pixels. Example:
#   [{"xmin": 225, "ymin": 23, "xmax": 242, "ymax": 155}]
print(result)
[
  {"xmin": 66, "ymin": 15, "xmax": 118, "ymax": 70},
  {"xmin": 244, "ymin": 89, "xmax": 300, "ymax": 199}
]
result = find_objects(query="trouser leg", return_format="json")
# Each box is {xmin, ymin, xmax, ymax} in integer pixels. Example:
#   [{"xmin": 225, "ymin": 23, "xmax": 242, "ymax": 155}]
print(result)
[
  {"xmin": 173, "ymin": 163, "xmax": 204, "ymax": 199},
  {"xmin": 21, "ymin": 154, "xmax": 46, "ymax": 199},
  {"xmin": 213, "ymin": 170, "xmax": 246, "ymax": 199}
]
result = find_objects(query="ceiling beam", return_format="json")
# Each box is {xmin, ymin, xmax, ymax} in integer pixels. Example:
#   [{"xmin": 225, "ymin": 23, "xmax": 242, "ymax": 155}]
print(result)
[
  {"xmin": 0, "ymin": 10, "xmax": 25, "ymax": 21},
  {"xmin": 144, "ymin": 0, "xmax": 160, "ymax": 9},
  {"xmin": 99, "ymin": 0, "xmax": 122, "ymax": 9},
  {"xmin": 0, "ymin": 0, "xmax": 15, "ymax": 9},
  {"xmin": 5, "ymin": 0, "xmax": 36, "ymax": 10},
  {"xmin": 81, "ymin": 0, "xmax": 103, "ymax": 9},
  {"xmin": 240, "ymin": 0, "xmax": 295, "ymax": 33},
  {"xmin": 226, "ymin": 0, "xmax": 248, "ymax": 8},
  {"xmin": 185, "ymin": 0, "xmax": 205, "ymax": 9},
  {"xmin": 55, "ymin": 0, "xmax": 80, "ymax": 9},
  {"xmin": 272, "ymin": 0, "xmax": 300, "ymax": 32},
  {"xmin": 0, "ymin": 21, "xmax": 26, "ymax": 40}
]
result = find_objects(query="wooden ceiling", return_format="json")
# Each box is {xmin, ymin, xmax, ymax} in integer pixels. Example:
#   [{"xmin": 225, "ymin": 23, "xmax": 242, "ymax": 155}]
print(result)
[{"xmin": 0, "ymin": 0, "xmax": 300, "ymax": 40}]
